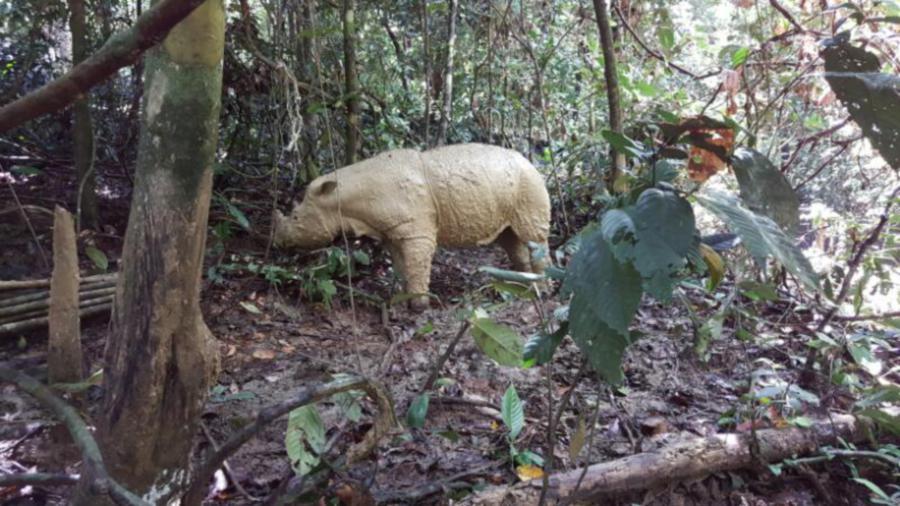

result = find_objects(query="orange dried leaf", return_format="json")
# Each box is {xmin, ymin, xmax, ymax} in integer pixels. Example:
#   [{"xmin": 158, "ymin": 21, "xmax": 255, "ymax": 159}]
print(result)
[
  {"xmin": 687, "ymin": 128, "xmax": 735, "ymax": 183},
  {"xmin": 515, "ymin": 464, "xmax": 544, "ymax": 481}
]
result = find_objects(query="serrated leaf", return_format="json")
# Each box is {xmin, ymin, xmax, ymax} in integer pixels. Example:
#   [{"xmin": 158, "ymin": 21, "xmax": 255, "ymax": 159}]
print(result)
[
  {"xmin": 85, "ymin": 246, "xmax": 108, "ymax": 271},
  {"xmin": 523, "ymin": 323, "xmax": 567, "ymax": 367},
  {"xmin": 406, "ymin": 393, "xmax": 430, "ymax": 428},
  {"xmin": 501, "ymin": 385, "xmax": 525, "ymax": 439},
  {"xmin": 286, "ymin": 405, "xmax": 326, "ymax": 477},
  {"xmin": 469, "ymin": 317, "xmax": 524, "ymax": 367},
  {"xmin": 730, "ymin": 148, "xmax": 800, "ymax": 234},
  {"xmin": 696, "ymin": 191, "xmax": 819, "ymax": 290}
]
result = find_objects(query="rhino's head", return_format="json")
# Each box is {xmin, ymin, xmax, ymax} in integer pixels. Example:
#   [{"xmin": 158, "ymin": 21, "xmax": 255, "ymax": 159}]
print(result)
[{"xmin": 272, "ymin": 179, "xmax": 340, "ymax": 250}]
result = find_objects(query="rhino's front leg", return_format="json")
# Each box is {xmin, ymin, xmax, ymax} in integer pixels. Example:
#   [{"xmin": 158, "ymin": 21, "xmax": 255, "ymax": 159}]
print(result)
[{"xmin": 398, "ymin": 238, "xmax": 436, "ymax": 311}]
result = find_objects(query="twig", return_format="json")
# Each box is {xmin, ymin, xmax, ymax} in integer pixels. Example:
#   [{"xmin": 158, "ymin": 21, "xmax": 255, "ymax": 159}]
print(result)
[
  {"xmin": 0, "ymin": 0, "xmax": 210, "ymax": 132},
  {"xmin": 184, "ymin": 376, "xmax": 396, "ymax": 506},
  {"xmin": 768, "ymin": 0, "xmax": 806, "ymax": 32},
  {"xmin": 0, "ymin": 365, "xmax": 148, "ymax": 506},
  {"xmin": 832, "ymin": 310, "xmax": 900, "ymax": 322},
  {"xmin": 420, "ymin": 321, "xmax": 471, "ymax": 393},
  {"xmin": 0, "ymin": 472, "xmax": 79, "ymax": 488},
  {"xmin": 611, "ymin": 3, "xmax": 701, "ymax": 79},
  {"xmin": 5, "ymin": 179, "xmax": 49, "ymax": 270},
  {"xmin": 565, "ymin": 387, "xmax": 607, "ymax": 504},
  {"xmin": 198, "ymin": 421, "xmax": 265, "ymax": 503}
]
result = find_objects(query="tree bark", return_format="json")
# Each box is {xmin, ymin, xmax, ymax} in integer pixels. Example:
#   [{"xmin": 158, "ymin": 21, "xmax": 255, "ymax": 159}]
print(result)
[
  {"xmin": 69, "ymin": 0, "xmax": 98, "ymax": 230},
  {"xmin": 0, "ymin": 0, "xmax": 209, "ymax": 133},
  {"xmin": 469, "ymin": 415, "xmax": 868, "ymax": 504},
  {"xmin": 48, "ymin": 206, "xmax": 83, "ymax": 385},
  {"xmin": 342, "ymin": 0, "xmax": 360, "ymax": 165},
  {"xmin": 592, "ymin": 0, "xmax": 625, "ymax": 190},
  {"xmin": 73, "ymin": 0, "xmax": 225, "ymax": 502},
  {"xmin": 421, "ymin": 0, "xmax": 431, "ymax": 147},
  {"xmin": 436, "ymin": 0, "xmax": 458, "ymax": 146}
]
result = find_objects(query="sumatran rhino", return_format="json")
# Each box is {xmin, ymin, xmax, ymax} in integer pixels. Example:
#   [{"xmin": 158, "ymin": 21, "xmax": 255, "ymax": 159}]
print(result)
[{"xmin": 273, "ymin": 143, "xmax": 551, "ymax": 310}]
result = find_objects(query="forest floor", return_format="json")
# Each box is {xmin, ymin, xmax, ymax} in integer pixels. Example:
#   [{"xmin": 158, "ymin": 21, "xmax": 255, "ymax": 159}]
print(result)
[{"xmin": 0, "ymin": 171, "xmax": 893, "ymax": 505}]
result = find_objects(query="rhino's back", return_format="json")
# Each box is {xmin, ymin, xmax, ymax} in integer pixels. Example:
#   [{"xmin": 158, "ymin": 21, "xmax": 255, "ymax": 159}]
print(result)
[{"xmin": 422, "ymin": 144, "xmax": 545, "ymax": 246}]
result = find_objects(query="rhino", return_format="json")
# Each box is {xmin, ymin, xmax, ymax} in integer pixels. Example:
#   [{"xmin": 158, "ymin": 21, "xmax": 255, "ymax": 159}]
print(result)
[{"xmin": 273, "ymin": 143, "xmax": 551, "ymax": 310}]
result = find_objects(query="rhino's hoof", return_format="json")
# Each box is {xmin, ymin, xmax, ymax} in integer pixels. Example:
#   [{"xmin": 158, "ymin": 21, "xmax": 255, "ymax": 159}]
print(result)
[{"xmin": 409, "ymin": 296, "xmax": 430, "ymax": 312}]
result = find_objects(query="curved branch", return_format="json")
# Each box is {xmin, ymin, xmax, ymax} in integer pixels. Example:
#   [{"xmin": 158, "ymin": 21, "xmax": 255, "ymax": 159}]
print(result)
[
  {"xmin": 0, "ymin": 0, "xmax": 208, "ymax": 133},
  {"xmin": 0, "ymin": 365, "xmax": 149, "ymax": 506},
  {"xmin": 183, "ymin": 375, "xmax": 398, "ymax": 505}
]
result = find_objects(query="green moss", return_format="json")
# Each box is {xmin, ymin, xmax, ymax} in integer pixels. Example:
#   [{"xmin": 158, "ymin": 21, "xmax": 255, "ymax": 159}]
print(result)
[{"xmin": 162, "ymin": 0, "xmax": 225, "ymax": 67}]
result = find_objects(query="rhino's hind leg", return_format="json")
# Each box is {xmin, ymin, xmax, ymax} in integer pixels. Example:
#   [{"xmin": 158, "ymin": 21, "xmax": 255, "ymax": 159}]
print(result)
[
  {"xmin": 399, "ymin": 238, "xmax": 436, "ymax": 311},
  {"xmin": 496, "ymin": 228, "xmax": 532, "ymax": 272}
]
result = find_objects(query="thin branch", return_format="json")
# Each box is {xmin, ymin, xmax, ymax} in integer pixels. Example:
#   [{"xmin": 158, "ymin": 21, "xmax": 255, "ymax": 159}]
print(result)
[
  {"xmin": 421, "ymin": 321, "xmax": 471, "ymax": 393},
  {"xmin": 0, "ymin": 365, "xmax": 148, "ymax": 506},
  {"xmin": 0, "ymin": 472, "xmax": 79, "ymax": 488},
  {"xmin": 768, "ymin": 0, "xmax": 806, "ymax": 32},
  {"xmin": 832, "ymin": 310, "xmax": 900, "ymax": 322},
  {"xmin": 0, "ymin": 0, "xmax": 209, "ymax": 133},
  {"xmin": 611, "ymin": 3, "xmax": 702, "ymax": 79}
]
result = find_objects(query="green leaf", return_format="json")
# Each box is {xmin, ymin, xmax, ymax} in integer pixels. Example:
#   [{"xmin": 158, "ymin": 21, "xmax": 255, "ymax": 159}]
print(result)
[
  {"xmin": 84, "ymin": 246, "xmax": 109, "ymax": 271},
  {"xmin": 352, "ymin": 250, "xmax": 370, "ymax": 265},
  {"xmin": 788, "ymin": 416, "xmax": 814, "ymax": 428},
  {"xmin": 852, "ymin": 478, "xmax": 893, "ymax": 501},
  {"xmin": 239, "ymin": 301, "xmax": 262, "ymax": 314},
  {"xmin": 565, "ymin": 230, "xmax": 643, "ymax": 383},
  {"xmin": 406, "ymin": 393, "xmax": 430, "ymax": 428},
  {"xmin": 656, "ymin": 9, "xmax": 675, "ymax": 50},
  {"xmin": 696, "ymin": 191, "xmax": 819, "ymax": 290},
  {"xmin": 855, "ymin": 385, "xmax": 900, "ymax": 409},
  {"xmin": 626, "ymin": 189, "xmax": 698, "ymax": 300},
  {"xmin": 223, "ymin": 199, "xmax": 251, "ymax": 230},
  {"xmin": 569, "ymin": 415, "xmax": 587, "ymax": 460},
  {"xmin": 821, "ymin": 36, "xmax": 900, "ymax": 170},
  {"xmin": 501, "ymin": 385, "xmax": 525, "ymax": 439},
  {"xmin": 285, "ymin": 405, "xmax": 326, "ymax": 476},
  {"xmin": 731, "ymin": 46, "xmax": 750, "ymax": 68},
  {"xmin": 52, "ymin": 369, "xmax": 104, "ymax": 393},
  {"xmin": 523, "ymin": 322, "xmax": 568, "ymax": 367},
  {"xmin": 491, "ymin": 280, "xmax": 535, "ymax": 300},
  {"xmin": 857, "ymin": 408, "xmax": 900, "ymax": 435},
  {"xmin": 469, "ymin": 315, "xmax": 524, "ymax": 367},
  {"xmin": 730, "ymin": 148, "xmax": 800, "ymax": 234},
  {"xmin": 601, "ymin": 130, "xmax": 650, "ymax": 159},
  {"xmin": 10, "ymin": 165, "xmax": 41, "ymax": 177}
]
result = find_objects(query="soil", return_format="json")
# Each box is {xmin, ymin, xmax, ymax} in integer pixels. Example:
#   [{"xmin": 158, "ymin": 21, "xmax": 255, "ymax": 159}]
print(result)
[{"xmin": 0, "ymin": 168, "xmax": 892, "ymax": 505}]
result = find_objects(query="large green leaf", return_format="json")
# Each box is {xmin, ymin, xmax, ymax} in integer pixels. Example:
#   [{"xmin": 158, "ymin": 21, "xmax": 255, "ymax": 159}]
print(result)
[
  {"xmin": 565, "ymin": 229, "xmax": 643, "ymax": 383},
  {"xmin": 696, "ymin": 191, "xmax": 819, "ymax": 290},
  {"xmin": 469, "ymin": 312, "xmax": 524, "ymax": 367},
  {"xmin": 821, "ymin": 34, "xmax": 900, "ymax": 170},
  {"xmin": 406, "ymin": 393, "xmax": 430, "ymax": 429},
  {"xmin": 523, "ymin": 322, "xmax": 568, "ymax": 367},
  {"xmin": 730, "ymin": 148, "xmax": 800, "ymax": 234},
  {"xmin": 626, "ymin": 189, "xmax": 698, "ymax": 300},
  {"xmin": 285, "ymin": 405, "xmax": 326, "ymax": 477}
]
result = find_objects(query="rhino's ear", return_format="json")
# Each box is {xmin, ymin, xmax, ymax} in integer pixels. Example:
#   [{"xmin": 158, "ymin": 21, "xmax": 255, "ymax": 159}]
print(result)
[{"xmin": 317, "ymin": 180, "xmax": 338, "ymax": 196}]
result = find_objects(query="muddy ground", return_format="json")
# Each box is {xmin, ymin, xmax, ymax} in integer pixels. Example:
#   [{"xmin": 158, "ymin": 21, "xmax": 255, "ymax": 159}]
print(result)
[{"xmin": 0, "ymin": 168, "xmax": 893, "ymax": 505}]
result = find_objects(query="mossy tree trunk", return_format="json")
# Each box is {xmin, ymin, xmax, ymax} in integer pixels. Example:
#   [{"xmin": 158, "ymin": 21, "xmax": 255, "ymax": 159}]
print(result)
[
  {"xmin": 73, "ymin": 0, "xmax": 224, "ymax": 503},
  {"xmin": 69, "ymin": 0, "xmax": 98, "ymax": 230},
  {"xmin": 342, "ymin": 0, "xmax": 360, "ymax": 165},
  {"xmin": 436, "ymin": 0, "xmax": 457, "ymax": 146},
  {"xmin": 592, "ymin": 0, "xmax": 625, "ymax": 190}
]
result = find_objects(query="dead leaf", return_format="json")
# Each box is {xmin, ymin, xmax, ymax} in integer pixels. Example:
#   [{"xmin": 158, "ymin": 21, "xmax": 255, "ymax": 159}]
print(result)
[
  {"xmin": 569, "ymin": 415, "xmax": 586, "ymax": 461},
  {"xmin": 252, "ymin": 349, "xmax": 276, "ymax": 360},
  {"xmin": 515, "ymin": 464, "xmax": 544, "ymax": 481},
  {"xmin": 687, "ymin": 128, "xmax": 735, "ymax": 182},
  {"xmin": 226, "ymin": 344, "xmax": 237, "ymax": 357},
  {"xmin": 240, "ymin": 301, "xmax": 262, "ymax": 314}
]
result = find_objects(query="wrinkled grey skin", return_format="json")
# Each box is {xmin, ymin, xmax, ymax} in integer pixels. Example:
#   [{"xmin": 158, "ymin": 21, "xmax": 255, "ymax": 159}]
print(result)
[{"xmin": 273, "ymin": 143, "xmax": 551, "ymax": 310}]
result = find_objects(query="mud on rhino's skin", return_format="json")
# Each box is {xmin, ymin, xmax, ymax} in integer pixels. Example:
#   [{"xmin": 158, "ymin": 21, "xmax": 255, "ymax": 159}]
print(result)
[{"xmin": 272, "ymin": 143, "xmax": 551, "ymax": 310}]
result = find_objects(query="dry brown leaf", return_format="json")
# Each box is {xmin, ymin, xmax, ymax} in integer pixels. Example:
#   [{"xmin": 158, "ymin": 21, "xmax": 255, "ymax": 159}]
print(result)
[
  {"xmin": 687, "ymin": 128, "xmax": 735, "ymax": 183},
  {"xmin": 252, "ymin": 349, "xmax": 276, "ymax": 360}
]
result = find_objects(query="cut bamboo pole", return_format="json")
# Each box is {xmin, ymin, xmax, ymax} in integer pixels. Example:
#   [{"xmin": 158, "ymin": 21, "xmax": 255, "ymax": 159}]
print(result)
[
  {"xmin": 0, "ymin": 273, "xmax": 116, "ymax": 292},
  {"xmin": 0, "ymin": 300, "xmax": 112, "ymax": 336},
  {"xmin": 48, "ymin": 206, "xmax": 82, "ymax": 384},
  {"xmin": 0, "ymin": 286, "xmax": 115, "ymax": 318}
]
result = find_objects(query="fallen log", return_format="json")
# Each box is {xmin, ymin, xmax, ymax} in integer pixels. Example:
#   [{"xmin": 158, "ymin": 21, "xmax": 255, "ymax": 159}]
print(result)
[{"xmin": 467, "ymin": 414, "xmax": 869, "ymax": 505}]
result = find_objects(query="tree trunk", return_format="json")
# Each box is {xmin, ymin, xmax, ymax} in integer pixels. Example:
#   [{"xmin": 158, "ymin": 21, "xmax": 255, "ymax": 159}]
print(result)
[
  {"xmin": 436, "ymin": 0, "xmax": 458, "ymax": 146},
  {"xmin": 48, "ymin": 206, "xmax": 82, "ymax": 385},
  {"xmin": 592, "ymin": 0, "xmax": 625, "ymax": 190},
  {"xmin": 299, "ymin": 0, "xmax": 320, "ymax": 183},
  {"xmin": 69, "ymin": 0, "xmax": 98, "ymax": 230},
  {"xmin": 421, "ymin": 0, "xmax": 431, "ymax": 148},
  {"xmin": 342, "ymin": 0, "xmax": 360, "ymax": 165},
  {"xmin": 74, "ymin": 0, "xmax": 224, "ymax": 502}
]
